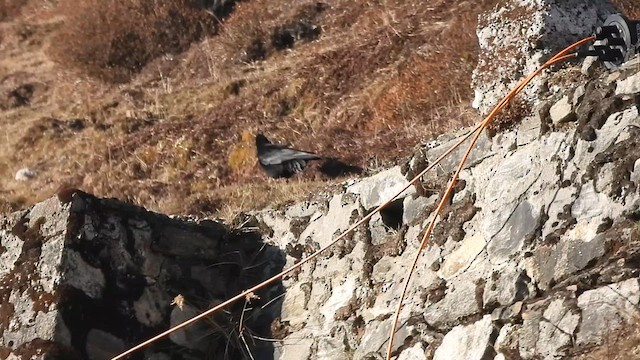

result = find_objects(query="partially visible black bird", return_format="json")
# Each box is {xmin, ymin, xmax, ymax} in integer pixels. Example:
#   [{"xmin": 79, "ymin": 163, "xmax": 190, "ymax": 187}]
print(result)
[{"xmin": 255, "ymin": 134, "xmax": 321, "ymax": 178}]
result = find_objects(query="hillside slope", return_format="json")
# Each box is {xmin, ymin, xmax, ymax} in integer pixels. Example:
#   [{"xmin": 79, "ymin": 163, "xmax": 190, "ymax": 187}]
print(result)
[{"xmin": 3, "ymin": 0, "xmax": 636, "ymax": 218}]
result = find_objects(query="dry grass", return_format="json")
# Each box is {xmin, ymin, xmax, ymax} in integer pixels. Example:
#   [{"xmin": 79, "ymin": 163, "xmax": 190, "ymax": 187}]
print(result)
[
  {"xmin": 613, "ymin": 0, "xmax": 640, "ymax": 18},
  {"xmin": 4, "ymin": 0, "xmax": 635, "ymax": 219},
  {"xmin": 47, "ymin": 0, "xmax": 215, "ymax": 82}
]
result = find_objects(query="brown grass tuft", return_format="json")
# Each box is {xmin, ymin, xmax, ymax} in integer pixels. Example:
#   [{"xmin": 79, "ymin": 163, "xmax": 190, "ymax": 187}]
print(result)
[
  {"xmin": 48, "ymin": 0, "xmax": 215, "ymax": 82},
  {"xmin": 227, "ymin": 130, "xmax": 257, "ymax": 177}
]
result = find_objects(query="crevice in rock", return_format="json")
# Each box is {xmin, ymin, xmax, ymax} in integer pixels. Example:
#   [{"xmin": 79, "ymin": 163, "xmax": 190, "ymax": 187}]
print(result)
[{"xmin": 379, "ymin": 199, "xmax": 404, "ymax": 231}]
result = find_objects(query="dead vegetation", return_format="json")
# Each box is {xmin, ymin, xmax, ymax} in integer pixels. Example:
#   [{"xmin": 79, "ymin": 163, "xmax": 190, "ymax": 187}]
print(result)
[
  {"xmin": 48, "ymin": 0, "xmax": 216, "ymax": 82},
  {"xmin": 0, "ymin": 0, "xmax": 639, "ymax": 219}
]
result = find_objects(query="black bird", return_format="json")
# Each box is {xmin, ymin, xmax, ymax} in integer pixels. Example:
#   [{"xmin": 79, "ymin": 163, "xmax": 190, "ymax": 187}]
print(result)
[{"xmin": 255, "ymin": 134, "xmax": 321, "ymax": 178}]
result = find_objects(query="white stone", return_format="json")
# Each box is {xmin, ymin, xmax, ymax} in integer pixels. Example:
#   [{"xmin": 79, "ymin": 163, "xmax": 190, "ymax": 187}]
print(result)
[
  {"xmin": 347, "ymin": 166, "xmax": 415, "ymax": 210},
  {"xmin": 581, "ymin": 56, "xmax": 599, "ymax": 76},
  {"xmin": 549, "ymin": 95, "xmax": 574, "ymax": 124},
  {"xmin": 298, "ymin": 193, "xmax": 361, "ymax": 248},
  {"xmin": 280, "ymin": 282, "xmax": 310, "ymax": 327},
  {"xmin": 397, "ymin": 343, "xmax": 426, "ymax": 360},
  {"xmin": 320, "ymin": 276, "xmax": 356, "ymax": 328},
  {"xmin": 572, "ymin": 85, "xmax": 586, "ymax": 106},
  {"xmin": 472, "ymin": 0, "xmax": 614, "ymax": 114},
  {"xmin": 433, "ymin": 315, "xmax": 494, "ymax": 360},
  {"xmin": 354, "ymin": 317, "xmax": 411, "ymax": 359},
  {"xmin": 631, "ymin": 159, "xmax": 640, "ymax": 185},
  {"xmin": 276, "ymin": 331, "xmax": 314, "ymax": 360},
  {"xmin": 14, "ymin": 167, "xmax": 36, "ymax": 181}
]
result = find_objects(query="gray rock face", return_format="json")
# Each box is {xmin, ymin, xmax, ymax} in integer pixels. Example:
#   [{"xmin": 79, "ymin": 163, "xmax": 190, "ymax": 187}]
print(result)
[
  {"xmin": 249, "ymin": 55, "xmax": 640, "ymax": 360},
  {"xmin": 519, "ymin": 298, "xmax": 581, "ymax": 360},
  {"xmin": 471, "ymin": 0, "xmax": 615, "ymax": 114}
]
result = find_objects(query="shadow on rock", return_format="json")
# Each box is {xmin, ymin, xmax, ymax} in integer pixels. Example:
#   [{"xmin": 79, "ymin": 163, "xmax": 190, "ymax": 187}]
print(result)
[{"xmin": 0, "ymin": 191, "xmax": 286, "ymax": 360}]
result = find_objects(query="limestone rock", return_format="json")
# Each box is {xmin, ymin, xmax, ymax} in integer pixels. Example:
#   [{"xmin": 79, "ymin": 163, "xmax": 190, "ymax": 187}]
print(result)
[
  {"xmin": 397, "ymin": 343, "xmax": 426, "ymax": 360},
  {"xmin": 615, "ymin": 71, "xmax": 640, "ymax": 96},
  {"xmin": 549, "ymin": 95, "xmax": 576, "ymax": 124},
  {"xmin": 519, "ymin": 298, "xmax": 580, "ymax": 359},
  {"xmin": 432, "ymin": 315, "xmax": 494, "ymax": 360},
  {"xmin": 0, "ymin": 193, "xmax": 284, "ymax": 359},
  {"xmin": 347, "ymin": 166, "xmax": 415, "ymax": 210},
  {"xmin": 472, "ymin": 0, "xmax": 615, "ymax": 114}
]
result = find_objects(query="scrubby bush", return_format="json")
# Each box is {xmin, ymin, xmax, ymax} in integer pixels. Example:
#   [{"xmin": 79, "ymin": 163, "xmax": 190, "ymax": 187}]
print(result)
[{"xmin": 49, "ymin": 0, "xmax": 215, "ymax": 82}]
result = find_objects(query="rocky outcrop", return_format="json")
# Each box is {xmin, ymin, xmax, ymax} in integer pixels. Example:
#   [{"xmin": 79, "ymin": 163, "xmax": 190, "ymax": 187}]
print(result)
[
  {"xmin": 251, "ymin": 52, "xmax": 640, "ymax": 359},
  {"xmin": 0, "ymin": 193, "xmax": 285, "ymax": 359},
  {"xmin": 471, "ymin": 0, "xmax": 616, "ymax": 115}
]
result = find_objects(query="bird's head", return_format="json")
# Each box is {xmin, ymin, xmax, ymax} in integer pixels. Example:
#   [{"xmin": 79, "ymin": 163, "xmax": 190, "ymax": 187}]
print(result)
[{"xmin": 255, "ymin": 134, "xmax": 271, "ymax": 147}]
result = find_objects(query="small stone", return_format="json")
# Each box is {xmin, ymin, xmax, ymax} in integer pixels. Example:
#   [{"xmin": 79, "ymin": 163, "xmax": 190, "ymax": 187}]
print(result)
[
  {"xmin": 170, "ymin": 304, "xmax": 210, "ymax": 351},
  {"xmin": 491, "ymin": 301, "xmax": 524, "ymax": 322},
  {"xmin": 549, "ymin": 95, "xmax": 576, "ymax": 124},
  {"xmin": 581, "ymin": 56, "xmax": 599, "ymax": 76},
  {"xmin": 494, "ymin": 324, "xmax": 519, "ymax": 355},
  {"xmin": 572, "ymin": 85, "xmax": 585, "ymax": 106},
  {"xmin": 397, "ymin": 343, "xmax": 427, "ymax": 360},
  {"xmin": 565, "ymin": 285, "xmax": 578, "ymax": 292},
  {"xmin": 403, "ymin": 195, "xmax": 436, "ymax": 225},
  {"xmin": 631, "ymin": 159, "xmax": 640, "ymax": 185},
  {"xmin": 14, "ymin": 167, "xmax": 36, "ymax": 181},
  {"xmin": 606, "ymin": 71, "xmax": 621, "ymax": 83},
  {"xmin": 439, "ymin": 233, "xmax": 485, "ymax": 280},
  {"xmin": 484, "ymin": 268, "xmax": 530, "ymax": 308}
]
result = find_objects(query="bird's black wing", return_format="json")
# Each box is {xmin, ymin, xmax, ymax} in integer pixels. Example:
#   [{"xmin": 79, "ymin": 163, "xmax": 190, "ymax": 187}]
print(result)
[{"xmin": 259, "ymin": 146, "xmax": 321, "ymax": 165}]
